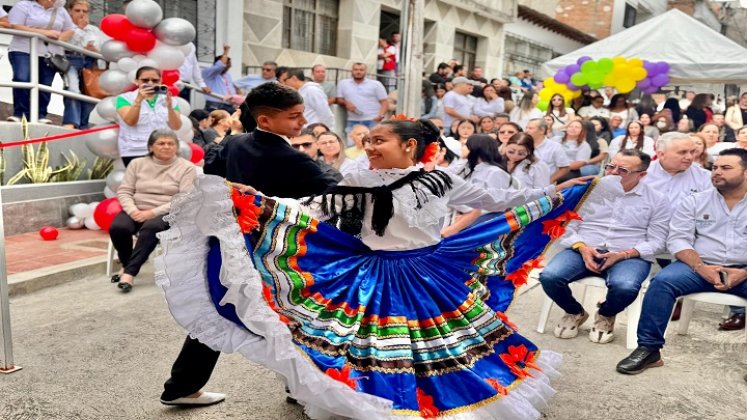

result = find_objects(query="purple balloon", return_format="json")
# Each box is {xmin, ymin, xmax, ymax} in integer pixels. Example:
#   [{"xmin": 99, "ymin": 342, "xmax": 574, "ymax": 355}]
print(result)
[
  {"xmin": 637, "ymin": 78, "xmax": 651, "ymax": 89},
  {"xmin": 643, "ymin": 86, "xmax": 658, "ymax": 94},
  {"xmin": 567, "ymin": 81, "xmax": 580, "ymax": 91},
  {"xmin": 567, "ymin": 64, "xmax": 581, "ymax": 74},
  {"xmin": 643, "ymin": 61, "xmax": 656, "ymax": 74},
  {"xmin": 652, "ymin": 73, "xmax": 669, "ymax": 86},
  {"xmin": 654, "ymin": 62, "xmax": 670, "ymax": 75},
  {"xmin": 577, "ymin": 56, "xmax": 592, "ymax": 65},
  {"xmin": 554, "ymin": 72, "xmax": 570, "ymax": 84}
]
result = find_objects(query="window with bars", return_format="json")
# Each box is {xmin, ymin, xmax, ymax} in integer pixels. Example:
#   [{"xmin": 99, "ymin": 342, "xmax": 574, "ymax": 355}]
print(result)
[
  {"xmin": 453, "ymin": 31, "xmax": 478, "ymax": 71},
  {"xmin": 503, "ymin": 34, "xmax": 554, "ymax": 76},
  {"xmin": 87, "ymin": 0, "xmax": 216, "ymax": 62},
  {"xmin": 282, "ymin": 0, "xmax": 339, "ymax": 56}
]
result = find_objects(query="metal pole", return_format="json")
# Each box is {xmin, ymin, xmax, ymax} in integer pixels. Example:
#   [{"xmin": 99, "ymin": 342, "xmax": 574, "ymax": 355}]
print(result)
[
  {"xmin": 401, "ymin": 0, "xmax": 424, "ymax": 118},
  {"xmin": 29, "ymin": 37, "xmax": 39, "ymax": 123},
  {"xmin": 0, "ymin": 186, "xmax": 21, "ymax": 374},
  {"xmin": 395, "ymin": 0, "xmax": 410, "ymax": 115}
]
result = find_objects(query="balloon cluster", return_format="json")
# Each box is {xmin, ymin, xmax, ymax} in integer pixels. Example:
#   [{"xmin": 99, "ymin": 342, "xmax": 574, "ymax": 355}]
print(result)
[
  {"xmin": 67, "ymin": 199, "xmax": 123, "ymax": 232},
  {"xmin": 539, "ymin": 56, "xmax": 671, "ymax": 110}
]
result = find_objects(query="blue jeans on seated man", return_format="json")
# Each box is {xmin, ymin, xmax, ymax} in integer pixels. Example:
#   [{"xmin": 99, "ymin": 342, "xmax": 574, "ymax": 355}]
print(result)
[
  {"xmin": 62, "ymin": 55, "xmax": 96, "ymax": 128},
  {"xmin": 637, "ymin": 261, "xmax": 747, "ymax": 350},
  {"xmin": 9, "ymin": 52, "xmax": 57, "ymax": 119},
  {"xmin": 539, "ymin": 249, "xmax": 651, "ymax": 318}
]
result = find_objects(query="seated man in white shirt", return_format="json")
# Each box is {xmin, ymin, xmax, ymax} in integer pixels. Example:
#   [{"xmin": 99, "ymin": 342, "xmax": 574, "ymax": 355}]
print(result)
[
  {"xmin": 540, "ymin": 149, "xmax": 670, "ymax": 344},
  {"xmin": 644, "ymin": 132, "xmax": 712, "ymax": 206},
  {"xmin": 617, "ymin": 149, "xmax": 747, "ymax": 374},
  {"xmin": 525, "ymin": 118, "xmax": 570, "ymax": 183}
]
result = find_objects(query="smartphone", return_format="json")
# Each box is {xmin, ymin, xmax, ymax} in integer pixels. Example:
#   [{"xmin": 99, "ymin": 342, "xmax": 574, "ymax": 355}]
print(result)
[
  {"xmin": 594, "ymin": 247, "xmax": 609, "ymax": 267},
  {"xmin": 719, "ymin": 271, "xmax": 728, "ymax": 285}
]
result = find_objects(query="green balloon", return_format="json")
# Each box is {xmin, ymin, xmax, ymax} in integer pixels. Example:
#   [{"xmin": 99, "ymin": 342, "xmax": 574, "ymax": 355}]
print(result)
[
  {"xmin": 587, "ymin": 71, "xmax": 604, "ymax": 85},
  {"xmin": 598, "ymin": 58, "xmax": 614, "ymax": 74},
  {"xmin": 537, "ymin": 100, "xmax": 549, "ymax": 111},
  {"xmin": 570, "ymin": 72, "xmax": 587, "ymax": 86},
  {"xmin": 581, "ymin": 60, "xmax": 595, "ymax": 74}
]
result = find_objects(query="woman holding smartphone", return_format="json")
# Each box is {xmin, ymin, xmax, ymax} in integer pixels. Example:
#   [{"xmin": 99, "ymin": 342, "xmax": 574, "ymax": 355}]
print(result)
[{"xmin": 115, "ymin": 66, "xmax": 182, "ymax": 166}]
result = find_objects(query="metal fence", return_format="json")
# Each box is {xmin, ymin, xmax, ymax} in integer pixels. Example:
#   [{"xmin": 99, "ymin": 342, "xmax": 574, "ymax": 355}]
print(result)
[{"xmin": 242, "ymin": 65, "xmax": 400, "ymax": 91}]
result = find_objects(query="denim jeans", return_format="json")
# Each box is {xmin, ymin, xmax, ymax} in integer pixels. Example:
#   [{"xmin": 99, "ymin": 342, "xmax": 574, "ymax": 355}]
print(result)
[
  {"xmin": 637, "ymin": 261, "xmax": 747, "ymax": 350},
  {"xmin": 62, "ymin": 55, "xmax": 96, "ymax": 128},
  {"xmin": 9, "ymin": 52, "xmax": 58, "ymax": 119},
  {"xmin": 539, "ymin": 249, "xmax": 652, "ymax": 317}
]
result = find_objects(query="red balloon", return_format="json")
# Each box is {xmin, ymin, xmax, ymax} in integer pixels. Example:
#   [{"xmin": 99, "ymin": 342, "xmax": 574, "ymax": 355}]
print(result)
[
  {"xmin": 162, "ymin": 70, "xmax": 180, "ymax": 85},
  {"xmin": 188, "ymin": 143, "xmax": 205, "ymax": 164},
  {"xmin": 125, "ymin": 27, "xmax": 157, "ymax": 54},
  {"xmin": 39, "ymin": 226, "xmax": 59, "ymax": 241},
  {"xmin": 93, "ymin": 198, "xmax": 123, "ymax": 232},
  {"xmin": 167, "ymin": 85, "xmax": 181, "ymax": 96},
  {"xmin": 100, "ymin": 14, "xmax": 135, "ymax": 41}
]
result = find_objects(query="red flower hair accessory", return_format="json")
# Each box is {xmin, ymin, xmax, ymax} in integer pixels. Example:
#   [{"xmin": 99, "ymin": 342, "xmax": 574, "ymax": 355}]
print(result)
[{"xmin": 390, "ymin": 114, "xmax": 417, "ymax": 122}]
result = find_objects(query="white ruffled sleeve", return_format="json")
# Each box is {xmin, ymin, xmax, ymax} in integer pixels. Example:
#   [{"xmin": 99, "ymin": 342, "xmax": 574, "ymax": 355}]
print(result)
[{"xmin": 445, "ymin": 170, "xmax": 555, "ymax": 212}]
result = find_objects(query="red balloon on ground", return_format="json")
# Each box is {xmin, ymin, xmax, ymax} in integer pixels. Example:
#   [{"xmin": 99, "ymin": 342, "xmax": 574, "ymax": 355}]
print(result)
[
  {"xmin": 39, "ymin": 226, "xmax": 59, "ymax": 241},
  {"xmin": 100, "ymin": 14, "xmax": 135, "ymax": 41},
  {"xmin": 93, "ymin": 198, "xmax": 123, "ymax": 232},
  {"xmin": 162, "ymin": 69, "xmax": 180, "ymax": 85},
  {"xmin": 126, "ymin": 27, "xmax": 157, "ymax": 53},
  {"xmin": 188, "ymin": 143, "xmax": 205, "ymax": 164}
]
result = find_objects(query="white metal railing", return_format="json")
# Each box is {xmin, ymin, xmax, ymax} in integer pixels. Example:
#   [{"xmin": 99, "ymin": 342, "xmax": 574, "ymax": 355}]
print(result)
[{"xmin": 0, "ymin": 28, "xmax": 228, "ymax": 123}]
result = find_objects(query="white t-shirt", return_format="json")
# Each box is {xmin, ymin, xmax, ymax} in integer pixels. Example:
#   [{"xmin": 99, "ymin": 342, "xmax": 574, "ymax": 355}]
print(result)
[
  {"xmin": 337, "ymin": 78, "xmax": 388, "ymax": 121},
  {"xmin": 608, "ymin": 135, "xmax": 656, "ymax": 158},
  {"xmin": 8, "ymin": 2, "xmax": 75, "ymax": 56},
  {"xmin": 511, "ymin": 159, "xmax": 552, "ymax": 189},
  {"xmin": 552, "ymin": 137, "xmax": 592, "ymax": 163},
  {"xmin": 443, "ymin": 91, "xmax": 474, "ymax": 127},
  {"xmin": 534, "ymin": 139, "xmax": 571, "ymax": 174},
  {"xmin": 577, "ymin": 106, "xmax": 610, "ymax": 119}
]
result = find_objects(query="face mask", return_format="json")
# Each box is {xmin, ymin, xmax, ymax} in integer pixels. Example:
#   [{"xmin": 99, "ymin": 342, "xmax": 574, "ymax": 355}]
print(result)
[{"xmin": 656, "ymin": 121, "xmax": 667, "ymax": 129}]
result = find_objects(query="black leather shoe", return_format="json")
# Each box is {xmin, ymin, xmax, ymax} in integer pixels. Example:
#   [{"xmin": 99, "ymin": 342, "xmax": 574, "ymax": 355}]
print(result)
[
  {"xmin": 118, "ymin": 282, "xmax": 133, "ymax": 293},
  {"xmin": 718, "ymin": 313, "xmax": 745, "ymax": 331},
  {"xmin": 110, "ymin": 274, "xmax": 121, "ymax": 283},
  {"xmin": 616, "ymin": 347, "xmax": 663, "ymax": 375}
]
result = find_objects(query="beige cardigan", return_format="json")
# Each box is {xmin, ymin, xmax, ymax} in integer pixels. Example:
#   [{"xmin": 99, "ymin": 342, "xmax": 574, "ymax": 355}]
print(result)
[
  {"xmin": 725, "ymin": 104, "xmax": 745, "ymax": 130},
  {"xmin": 117, "ymin": 156, "xmax": 196, "ymax": 217}
]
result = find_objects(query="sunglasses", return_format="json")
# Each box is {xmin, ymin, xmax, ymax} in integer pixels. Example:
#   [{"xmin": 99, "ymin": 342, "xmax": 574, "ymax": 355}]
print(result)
[
  {"xmin": 291, "ymin": 142, "xmax": 314, "ymax": 149},
  {"xmin": 262, "ymin": 67, "xmax": 274, "ymax": 71},
  {"xmin": 139, "ymin": 78, "xmax": 161, "ymax": 83},
  {"xmin": 604, "ymin": 164, "xmax": 642, "ymax": 175},
  {"xmin": 498, "ymin": 130, "xmax": 517, "ymax": 135},
  {"xmin": 506, "ymin": 150, "xmax": 527, "ymax": 156}
]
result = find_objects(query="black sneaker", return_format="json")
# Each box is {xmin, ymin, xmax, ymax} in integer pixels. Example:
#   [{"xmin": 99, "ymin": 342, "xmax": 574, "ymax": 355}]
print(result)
[{"xmin": 616, "ymin": 347, "xmax": 663, "ymax": 375}]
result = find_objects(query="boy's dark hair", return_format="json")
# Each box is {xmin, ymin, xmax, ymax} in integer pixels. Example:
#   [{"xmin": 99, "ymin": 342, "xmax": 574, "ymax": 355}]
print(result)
[
  {"xmin": 275, "ymin": 66, "xmax": 289, "ymax": 80},
  {"xmin": 453, "ymin": 64, "xmax": 465, "ymax": 74},
  {"xmin": 287, "ymin": 68, "xmax": 306, "ymax": 81},
  {"xmin": 437, "ymin": 62, "xmax": 449, "ymax": 71},
  {"xmin": 241, "ymin": 82, "xmax": 303, "ymax": 126}
]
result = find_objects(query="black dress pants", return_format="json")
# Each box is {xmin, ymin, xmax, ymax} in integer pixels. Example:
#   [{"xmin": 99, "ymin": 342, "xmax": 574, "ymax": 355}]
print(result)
[
  {"xmin": 161, "ymin": 336, "xmax": 221, "ymax": 401},
  {"xmin": 109, "ymin": 212, "xmax": 169, "ymax": 276}
]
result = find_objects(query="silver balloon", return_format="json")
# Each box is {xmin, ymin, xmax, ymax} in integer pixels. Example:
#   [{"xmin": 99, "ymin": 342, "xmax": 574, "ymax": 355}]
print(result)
[
  {"xmin": 113, "ymin": 158, "xmax": 125, "ymax": 171},
  {"xmin": 127, "ymin": 69, "xmax": 137, "ymax": 83},
  {"xmin": 125, "ymin": 0, "xmax": 163, "ymax": 29},
  {"xmin": 154, "ymin": 18, "xmax": 196, "ymax": 46},
  {"xmin": 103, "ymin": 186, "xmax": 117, "ymax": 199},
  {"xmin": 147, "ymin": 45, "xmax": 185, "ymax": 70},
  {"xmin": 87, "ymin": 110, "xmax": 112, "ymax": 126},
  {"xmin": 106, "ymin": 169, "xmax": 125, "ymax": 193},
  {"xmin": 85, "ymin": 127, "xmax": 121, "ymax": 160},
  {"xmin": 69, "ymin": 203, "xmax": 90, "ymax": 218},
  {"xmin": 66, "ymin": 216, "xmax": 85, "ymax": 230},
  {"xmin": 174, "ymin": 96, "xmax": 191, "ymax": 116},
  {"xmin": 138, "ymin": 58, "xmax": 159, "ymax": 70},
  {"xmin": 94, "ymin": 96, "xmax": 118, "ymax": 122},
  {"xmin": 99, "ymin": 69, "xmax": 134, "ymax": 95},
  {"xmin": 177, "ymin": 126, "xmax": 194, "ymax": 144},
  {"xmin": 117, "ymin": 57, "xmax": 138, "ymax": 73},
  {"xmin": 178, "ymin": 141, "xmax": 192, "ymax": 161},
  {"xmin": 101, "ymin": 40, "xmax": 136, "ymax": 62}
]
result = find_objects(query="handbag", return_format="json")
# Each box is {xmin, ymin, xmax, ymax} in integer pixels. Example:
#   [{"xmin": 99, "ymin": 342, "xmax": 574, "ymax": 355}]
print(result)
[
  {"xmin": 81, "ymin": 66, "xmax": 108, "ymax": 99},
  {"xmin": 42, "ymin": 8, "xmax": 71, "ymax": 74}
]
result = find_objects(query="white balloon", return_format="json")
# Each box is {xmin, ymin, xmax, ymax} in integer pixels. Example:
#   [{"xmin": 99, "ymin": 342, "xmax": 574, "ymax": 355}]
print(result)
[
  {"xmin": 133, "ymin": 54, "xmax": 147, "ymax": 62},
  {"xmin": 154, "ymin": 18, "xmax": 196, "ymax": 46},
  {"xmin": 84, "ymin": 217, "xmax": 101, "ymax": 231},
  {"xmin": 178, "ymin": 141, "xmax": 192, "ymax": 161},
  {"xmin": 174, "ymin": 96, "xmax": 191, "ymax": 116},
  {"xmin": 109, "ymin": 61, "xmax": 119, "ymax": 71},
  {"xmin": 178, "ymin": 42, "xmax": 194, "ymax": 56},
  {"xmin": 106, "ymin": 169, "xmax": 126, "ymax": 192},
  {"xmin": 113, "ymin": 159, "xmax": 125, "ymax": 171},
  {"xmin": 85, "ymin": 127, "xmax": 120, "ymax": 159},
  {"xmin": 103, "ymin": 187, "xmax": 117, "ymax": 199},
  {"xmin": 117, "ymin": 57, "xmax": 138, "ymax": 73},
  {"xmin": 87, "ymin": 110, "xmax": 112, "ymax": 127},
  {"xmin": 147, "ymin": 45, "xmax": 185, "ymax": 70},
  {"xmin": 101, "ymin": 40, "xmax": 136, "ymax": 62},
  {"xmin": 138, "ymin": 58, "xmax": 159, "ymax": 70},
  {"xmin": 99, "ymin": 69, "xmax": 134, "ymax": 95},
  {"xmin": 70, "ymin": 203, "xmax": 90, "ymax": 218},
  {"xmin": 176, "ymin": 114, "xmax": 192, "ymax": 135},
  {"xmin": 178, "ymin": 127, "xmax": 194, "ymax": 143},
  {"xmin": 126, "ymin": 0, "xmax": 163, "ymax": 29},
  {"xmin": 66, "ymin": 216, "xmax": 85, "ymax": 230},
  {"xmin": 127, "ymin": 69, "xmax": 137, "ymax": 83},
  {"xmin": 94, "ymin": 96, "xmax": 118, "ymax": 122},
  {"xmin": 88, "ymin": 201, "xmax": 100, "ymax": 211}
]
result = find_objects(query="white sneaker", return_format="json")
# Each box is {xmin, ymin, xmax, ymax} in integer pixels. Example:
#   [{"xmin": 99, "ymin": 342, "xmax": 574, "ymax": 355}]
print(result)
[
  {"xmin": 38, "ymin": 118, "xmax": 53, "ymax": 124},
  {"xmin": 553, "ymin": 310, "xmax": 589, "ymax": 339},
  {"xmin": 160, "ymin": 391, "xmax": 225, "ymax": 406},
  {"xmin": 589, "ymin": 312, "xmax": 616, "ymax": 344},
  {"xmin": 6, "ymin": 116, "xmax": 20, "ymax": 122}
]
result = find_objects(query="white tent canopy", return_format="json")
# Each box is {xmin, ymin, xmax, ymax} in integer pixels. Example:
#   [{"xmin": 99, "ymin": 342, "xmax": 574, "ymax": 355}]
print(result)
[{"xmin": 541, "ymin": 8, "xmax": 747, "ymax": 84}]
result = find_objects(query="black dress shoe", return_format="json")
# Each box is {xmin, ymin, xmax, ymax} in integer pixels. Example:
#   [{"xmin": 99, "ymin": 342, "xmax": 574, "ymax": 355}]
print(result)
[
  {"xmin": 110, "ymin": 274, "xmax": 121, "ymax": 283},
  {"xmin": 718, "ymin": 313, "xmax": 745, "ymax": 331},
  {"xmin": 118, "ymin": 282, "xmax": 133, "ymax": 293},
  {"xmin": 616, "ymin": 347, "xmax": 663, "ymax": 375}
]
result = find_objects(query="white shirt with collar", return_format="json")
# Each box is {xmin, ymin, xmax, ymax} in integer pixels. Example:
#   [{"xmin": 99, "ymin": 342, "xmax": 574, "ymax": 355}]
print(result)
[
  {"xmin": 643, "ymin": 160, "xmax": 712, "ymax": 210},
  {"xmin": 511, "ymin": 159, "xmax": 552, "ymax": 189},
  {"xmin": 178, "ymin": 42, "xmax": 207, "ymax": 88},
  {"xmin": 299, "ymin": 82, "xmax": 335, "ymax": 128},
  {"xmin": 667, "ymin": 189, "xmax": 747, "ymax": 267},
  {"xmin": 8, "ymin": 3, "xmax": 75, "ymax": 56},
  {"xmin": 535, "ymin": 138, "xmax": 571, "ymax": 174},
  {"xmin": 559, "ymin": 176, "xmax": 670, "ymax": 261}
]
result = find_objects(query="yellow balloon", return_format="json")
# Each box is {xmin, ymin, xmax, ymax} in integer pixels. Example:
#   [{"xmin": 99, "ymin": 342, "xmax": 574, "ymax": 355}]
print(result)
[
  {"xmin": 603, "ymin": 74, "xmax": 616, "ymax": 86},
  {"xmin": 543, "ymin": 78, "xmax": 557, "ymax": 89},
  {"xmin": 539, "ymin": 88, "xmax": 553, "ymax": 101},
  {"xmin": 631, "ymin": 67, "xmax": 647, "ymax": 81},
  {"xmin": 616, "ymin": 78, "xmax": 636, "ymax": 93},
  {"xmin": 629, "ymin": 58, "xmax": 643, "ymax": 67},
  {"xmin": 612, "ymin": 56, "xmax": 626, "ymax": 66}
]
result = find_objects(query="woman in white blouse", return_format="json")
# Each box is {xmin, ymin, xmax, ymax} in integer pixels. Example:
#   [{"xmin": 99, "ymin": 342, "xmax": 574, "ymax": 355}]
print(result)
[
  {"xmin": 472, "ymin": 84, "xmax": 505, "ymax": 118},
  {"xmin": 608, "ymin": 120, "xmax": 655, "ymax": 158},
  {"xmin": 546, "ymin": 93, "xmax": 575, "ymax": 137},
  {"xmin": 504, "ymin": 133, "xmax": 552, "ymax": 189},
  {"xmin": 317, "ymin": 131, "xmax": 358, "ymax": 176},
  {"xmin": 608, "ymin": 94, "xmax": 639, "ymax": 128},
  {"xmin": 510, "ymin": 91, "xmax": 543, "ymax": 129},
  {"xmin": 554, "ymin": 119, "xmax": 592, "ymax": 181}
]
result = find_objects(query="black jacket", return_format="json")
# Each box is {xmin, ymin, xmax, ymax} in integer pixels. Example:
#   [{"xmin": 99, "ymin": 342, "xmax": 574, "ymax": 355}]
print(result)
[{"xmin": 204, "ymin": 129, "xmax": 339, "ymax": 198}]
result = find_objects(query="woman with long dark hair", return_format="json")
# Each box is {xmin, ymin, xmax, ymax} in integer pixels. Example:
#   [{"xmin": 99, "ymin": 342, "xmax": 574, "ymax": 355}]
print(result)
[
  {"xmin": 608, "ymin": 94, "xmax": 638, "ymax": 128},
  {"xmin": 546, "ymin": 93, "xmax": 575, "ymax": 136},
  {"xmin": 580, "ymin": 120, "xmax": 608, "ymax": 176},
  {"xmin": 608, "ymin": 120, "xmax": 655, "ymax": 157},
  {"xmin": 504, "ymin": 133, "xmax": 551, "ymax": 188},
  {"xmin": 685, "ymin": 93, "xmax": 712, "ymax": 130},
  {"xmin": 554, "ymin": 120, "xmax": 591, "ymax": 181}
]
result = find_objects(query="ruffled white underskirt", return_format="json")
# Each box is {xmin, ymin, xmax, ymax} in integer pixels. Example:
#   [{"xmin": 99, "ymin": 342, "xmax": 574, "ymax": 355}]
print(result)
[{"xmin": 155, "ymin": 175, "xmax": 561, "ymax": 419}]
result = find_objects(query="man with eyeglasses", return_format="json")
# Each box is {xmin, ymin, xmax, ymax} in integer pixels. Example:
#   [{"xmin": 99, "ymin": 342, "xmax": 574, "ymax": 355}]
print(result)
[
  {"xmin": 525, "ymin": 118, "xmax": 570, "ymax": 183},
  {"xmin": 290, "ymin": 129, "xmax": 342, "ymax": 182},
  {"xmin": 235, "ymin": 61, "xmax": 278, "ymax": 92},
  {"xmin": 539, "ymin": 149, "xmax": 670, "ymax": 344},
  {"xmin": 618, "ymin": 148, "xmax": 747, "ymax": 374},
  {"xmin": 202, "ymin": 44, "xmax": 240, "ymax": 113}
]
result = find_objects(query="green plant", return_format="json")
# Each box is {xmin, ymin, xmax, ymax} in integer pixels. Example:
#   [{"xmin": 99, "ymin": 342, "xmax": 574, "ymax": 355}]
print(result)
[
  {"xmin": 0, "ymin": 147, "xmax": 5, "ymax": 185},
  {"xmin": 49, "ymin": 151, "xmax": 87, "ymax": 183},
  {"xmin": 88, "ymin": 156, "xmax": 114, "ymax": 180}
]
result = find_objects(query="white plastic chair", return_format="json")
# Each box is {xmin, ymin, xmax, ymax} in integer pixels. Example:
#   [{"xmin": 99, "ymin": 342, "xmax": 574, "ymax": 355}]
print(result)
[
  {"xmin": 677, "ymin": 292, "xmax": 747, "ymax": 360},
  {"xmin": 536, "ymin": 276, "xmax": 649, "ymax": 350}
]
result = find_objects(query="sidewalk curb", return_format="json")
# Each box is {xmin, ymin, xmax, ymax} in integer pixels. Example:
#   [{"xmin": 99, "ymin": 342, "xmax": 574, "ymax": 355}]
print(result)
[{"xmin": 8, "ymin": 256, "xmax": 109, "ymax": 297}]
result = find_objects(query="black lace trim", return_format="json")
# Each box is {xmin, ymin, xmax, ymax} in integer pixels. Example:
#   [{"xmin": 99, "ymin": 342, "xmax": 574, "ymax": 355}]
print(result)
[{"xmin": 302, "ymin": 170, "xmax": 453, "ymax": 237}]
